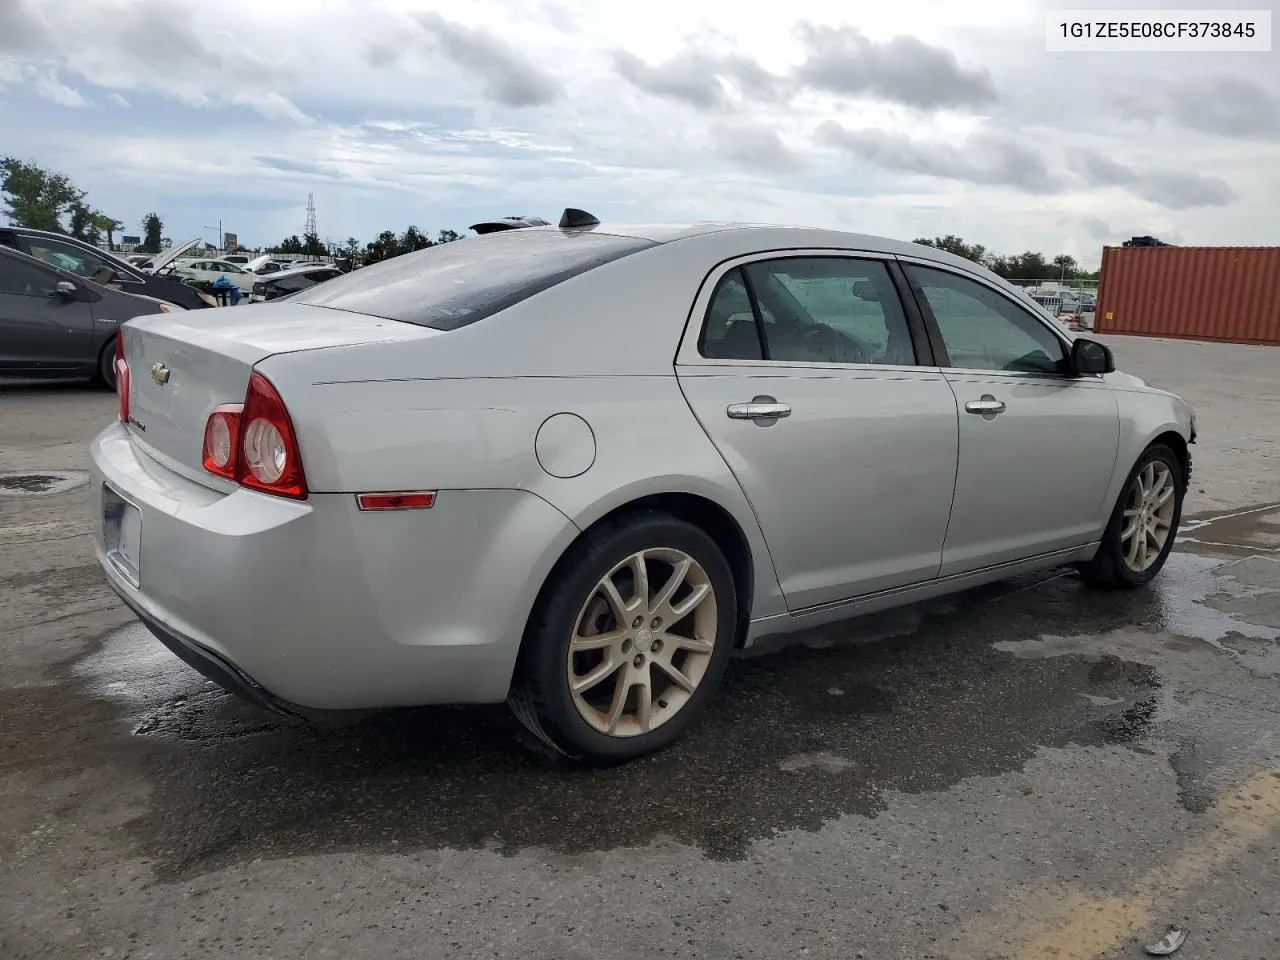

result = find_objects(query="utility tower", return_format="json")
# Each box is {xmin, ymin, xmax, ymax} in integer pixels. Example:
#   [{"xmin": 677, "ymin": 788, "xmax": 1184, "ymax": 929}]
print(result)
[{"xmin": 304, "ymin": 193, "xmax": 317, "ymax": 237}]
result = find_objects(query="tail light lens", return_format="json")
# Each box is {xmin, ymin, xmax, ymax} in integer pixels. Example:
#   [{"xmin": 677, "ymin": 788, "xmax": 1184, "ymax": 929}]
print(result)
[
  {"xmin": 201, "ymin": 404, "xmax": 243, "ymax": 480},
  {"xmin": 115, "ymin": 334, "xmax": 130, "ymax": 423},
  {"xmin": 200, "ymin": 372, "xmax": 307, "ymax": 499}
]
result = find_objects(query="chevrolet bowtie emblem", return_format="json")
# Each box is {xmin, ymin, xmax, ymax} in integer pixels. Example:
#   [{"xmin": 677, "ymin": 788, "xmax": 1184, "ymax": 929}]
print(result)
[{"xmin": 150, "ymin": 362, "xmax": 171, "ymax": 385}]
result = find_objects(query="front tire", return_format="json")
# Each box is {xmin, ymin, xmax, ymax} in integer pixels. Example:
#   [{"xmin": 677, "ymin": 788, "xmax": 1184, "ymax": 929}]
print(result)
[
  {"xmin": 1079, "ymin": 443, "xmax": 1185, "ymax": 589},
  {"xmin": 94, "ymin": 337, "xmax": 117, "ymax": 391},
  {"xmin": 509, "ymin": 511, "xmax": 737, "ymax": 764}
]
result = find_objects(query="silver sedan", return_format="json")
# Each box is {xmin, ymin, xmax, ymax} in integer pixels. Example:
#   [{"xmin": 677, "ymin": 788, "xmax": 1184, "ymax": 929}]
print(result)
[{"xmin": 89, "ymin": 210, "xmax": 1196, "ymax": 764}]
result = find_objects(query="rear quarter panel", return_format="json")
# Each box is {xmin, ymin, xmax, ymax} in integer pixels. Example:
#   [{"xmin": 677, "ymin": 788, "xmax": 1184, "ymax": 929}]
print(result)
[{"xmin": 257, "ymin": 361, "xmax": 788, "ymax": 622}]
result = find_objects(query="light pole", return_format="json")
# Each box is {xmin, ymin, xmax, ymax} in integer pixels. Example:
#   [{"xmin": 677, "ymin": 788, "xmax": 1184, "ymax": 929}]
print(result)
[{"xmin": 203, "ymin": 220, "xmax": 223, "ymax": 252}]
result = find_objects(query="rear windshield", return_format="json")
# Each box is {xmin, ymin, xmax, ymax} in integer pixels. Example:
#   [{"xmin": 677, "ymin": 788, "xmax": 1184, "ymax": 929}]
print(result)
[{"xmin": 290, "ymin": 229, "xmax": 655, "ymax": 330}]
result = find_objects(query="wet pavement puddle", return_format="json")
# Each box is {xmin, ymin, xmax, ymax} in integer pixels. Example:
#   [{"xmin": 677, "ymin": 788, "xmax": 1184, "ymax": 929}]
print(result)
[{"xmin": 62, "ymin": 542, "xmax": 1280, "ymax": 882}]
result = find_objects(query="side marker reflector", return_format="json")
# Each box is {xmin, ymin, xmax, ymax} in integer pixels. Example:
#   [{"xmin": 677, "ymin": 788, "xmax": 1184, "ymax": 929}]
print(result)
[{"xmin": 356, "ymin": 491, "xmax": 437, "ymax": 511}]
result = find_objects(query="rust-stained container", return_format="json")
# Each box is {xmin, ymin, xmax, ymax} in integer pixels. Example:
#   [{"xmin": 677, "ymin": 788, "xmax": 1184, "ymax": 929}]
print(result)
[{"xmin": 1093, "ymin": 246, "xmax": 1280, "ymax": 345}]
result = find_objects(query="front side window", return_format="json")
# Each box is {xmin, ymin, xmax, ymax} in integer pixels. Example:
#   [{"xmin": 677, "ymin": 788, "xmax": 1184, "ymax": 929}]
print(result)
[
  {"xmin": 906, "ymin": 265, "xmax": 1067, "ymax": 374},
  {"xmin": 0, "ymin": 252, "xmax": 58, "ymax": 296}
]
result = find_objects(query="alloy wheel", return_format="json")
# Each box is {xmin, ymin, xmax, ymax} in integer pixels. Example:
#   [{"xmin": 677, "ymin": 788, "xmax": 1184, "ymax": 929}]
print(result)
[
  {"xmin": 1120, "ymin": 460, "xmax": 1176, "ymax": 573},
  {"xmin": 567, "ymin": 548, "xmax": 719, "ymax": 737}
]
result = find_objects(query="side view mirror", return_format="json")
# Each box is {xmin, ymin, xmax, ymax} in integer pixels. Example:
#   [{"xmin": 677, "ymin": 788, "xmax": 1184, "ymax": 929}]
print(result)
[
  {"xmin": 52, "ymin": 280, "xmax": 79, "ymax": 299},
  {"xmin": 1071, "ymin": 337, "xmax": 1115, "ymax": 375}
]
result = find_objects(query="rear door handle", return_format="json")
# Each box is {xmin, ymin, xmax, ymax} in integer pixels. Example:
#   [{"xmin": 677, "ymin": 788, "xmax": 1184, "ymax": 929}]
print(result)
[
  {"xmin": 727, "ymin": 399, "xmax": 791, "ymax": 421},
  {"xmin": 964, "ymin": 396, "xmax": 1006, "ymax": 416}
]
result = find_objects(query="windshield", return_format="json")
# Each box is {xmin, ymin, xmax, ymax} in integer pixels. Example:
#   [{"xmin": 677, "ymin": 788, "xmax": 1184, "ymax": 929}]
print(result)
[{"xmin": 291, "ymin": 229, "xmax": 654, "ymax": 330}]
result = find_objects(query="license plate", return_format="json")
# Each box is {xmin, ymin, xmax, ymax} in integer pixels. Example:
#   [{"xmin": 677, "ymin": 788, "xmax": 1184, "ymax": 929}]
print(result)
[{"xmin": 103, "ymin": 487, "xmax": 142, "ymax": 586}]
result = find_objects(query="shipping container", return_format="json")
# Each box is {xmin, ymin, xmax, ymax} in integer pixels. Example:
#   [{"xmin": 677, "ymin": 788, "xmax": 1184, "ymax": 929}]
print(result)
[{"xmin": 1093, "ymin": 246, "xmax": 1280, "ymax": 345}]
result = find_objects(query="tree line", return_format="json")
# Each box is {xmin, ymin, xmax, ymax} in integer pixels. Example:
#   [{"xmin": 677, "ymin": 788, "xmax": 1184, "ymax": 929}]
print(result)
[
  {"xmin": 911, "ymin": 235, "xmax": 1099, "ymax": 282},
  {"xmin": 269, "ymin": 226, "xmax": 467, "ymax": 263},
  {"xmin": 1, "ymin": 156, "xmax": 167, "ymax": 253},
  {"xmin": 1, "ymin": 155, "xmax": 469, "ymax": 263}
]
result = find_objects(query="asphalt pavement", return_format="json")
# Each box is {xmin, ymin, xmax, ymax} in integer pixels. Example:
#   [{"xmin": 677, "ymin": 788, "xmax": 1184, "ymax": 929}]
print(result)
[{"xmin": 2, "ymin": 334, "xmax": 1279, "ymax": 960}]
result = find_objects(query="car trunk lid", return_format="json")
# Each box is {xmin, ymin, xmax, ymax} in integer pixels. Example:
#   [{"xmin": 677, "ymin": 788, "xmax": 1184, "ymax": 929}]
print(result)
[{"xmin": 122, "ymin": 302, "xmax": 440, "ymax": 479}]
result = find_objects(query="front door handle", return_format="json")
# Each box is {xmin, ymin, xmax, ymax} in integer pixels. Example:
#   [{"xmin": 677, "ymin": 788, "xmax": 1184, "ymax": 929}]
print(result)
[
  {"xmin": 727, "ymin": 397, "xmax": 792, "ymax": 421},
  {"xmin": 964, "ymin": 395, "xmax": 1006, "ymax": 417}
]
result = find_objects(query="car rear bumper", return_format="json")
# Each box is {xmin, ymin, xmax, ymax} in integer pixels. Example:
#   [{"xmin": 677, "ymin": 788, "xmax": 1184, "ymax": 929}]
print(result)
[
  {"xmin": 90, "ymin": 421, "xmax": 580, "ymax": 710},
  {"xmin": 111, "ymin": 584, "xmax": 305, "ymax": 717}
]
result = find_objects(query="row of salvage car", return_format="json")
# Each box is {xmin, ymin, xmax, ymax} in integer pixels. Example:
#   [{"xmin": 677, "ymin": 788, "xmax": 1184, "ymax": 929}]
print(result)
[{"xmin": 0, "ymin": 214, "xmax": 558, "ymax": 387}]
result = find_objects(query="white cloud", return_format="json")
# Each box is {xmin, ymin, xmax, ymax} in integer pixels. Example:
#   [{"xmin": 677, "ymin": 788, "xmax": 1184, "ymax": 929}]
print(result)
[{"xmin": 0, "ymin": 0, "xmax": 1275, "ymax": 263}]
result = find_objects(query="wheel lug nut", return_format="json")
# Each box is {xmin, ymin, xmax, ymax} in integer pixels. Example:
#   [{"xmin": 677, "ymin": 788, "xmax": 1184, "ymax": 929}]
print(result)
[
  {"xmin": 622, "ymin": 639, "xmax": 632, "ymax": 653},
  {"xmin": 632, "ymin": 616, "xmax": 643, "ymax": 628},
  {"xmin": 651, "ymin": 639, "xmax": 662, "ymax": 653},
  {"xmin": 633, "ymin": 654, "xmax": 644, "ymax": 667},
  {"xmin": 650, "ymin": 617, "xmax": 662, "ymax": 629}
]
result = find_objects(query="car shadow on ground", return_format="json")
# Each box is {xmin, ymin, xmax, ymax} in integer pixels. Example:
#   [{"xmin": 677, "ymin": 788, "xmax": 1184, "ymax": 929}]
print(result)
[{"xmin": 65, "ymin": 565, "xmax": 1203, "ymax": 882}]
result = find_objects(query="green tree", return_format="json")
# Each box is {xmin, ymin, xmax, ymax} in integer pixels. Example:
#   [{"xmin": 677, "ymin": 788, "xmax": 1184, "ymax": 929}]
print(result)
[
  {"xmin": 89, "ymin": 212, "xmax": 121, "ymax": 250},
  {"xmin": 67, "ymin": 200, "xmax": 92, "ymax": 240},
  {"xmin": 1052, "ymin": 253, "xmax": 1079, "ymax": 279},
  {"xmin": 140, "ymin": 212, "xmax": 164, "ymax": 254},
  {"xmin": 436, "ymin": 228, "xmax": 464, "ymax": 243},
  {"xmin": 302, "ymin": 233, "xmax": 326, "ymax": 257},
  {"xmin": 364, "ymin": 230, "xmax": 400, "ymax": 263},
  {"xmin": 399, "ymin": 225, "xmax": 432, "ymax": 252},
  {"xmin": 1, "ymin": 156, "xmax": 85, "ymax": 231},
  {"xmin": 343, "ymin": 237, "xmax": 360, "ymax": 257},
  {"xmin": 276, "ymin": 235, "xmax": 304, "ymax": 254},
  {"xmin": 911, "ymin": 234, "xmax": 988, "ymax": 266}
]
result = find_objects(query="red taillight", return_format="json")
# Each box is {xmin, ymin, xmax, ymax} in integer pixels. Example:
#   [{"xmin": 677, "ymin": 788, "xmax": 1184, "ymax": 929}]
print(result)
[
  {"xmin": 201, "ymin": 404, "xmax": 243, "ymax": 480},
  {"xmin": 200, "ymin": 372, "xmax": 307, "ymax": 499},
  {"xmin": 236, "ymin": 372, "xmax": 307, "ymax": 499},
  {"xmin": 115, "ymin": 334, "xmax": 130, "ymax": 423}
]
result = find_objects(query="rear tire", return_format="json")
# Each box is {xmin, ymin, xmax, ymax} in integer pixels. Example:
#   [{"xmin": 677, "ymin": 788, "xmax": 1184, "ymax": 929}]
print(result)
[
  {"xmin": 94, "ymin": 337, "xmax": 117, "ymax": 391},
  {"xmin": 509, "ymin": 510, "xmax": 737, "ymax": 764},
  {"xmin": 1078, "ymin": 443, "xmax": 1184, "ymax": 589}
]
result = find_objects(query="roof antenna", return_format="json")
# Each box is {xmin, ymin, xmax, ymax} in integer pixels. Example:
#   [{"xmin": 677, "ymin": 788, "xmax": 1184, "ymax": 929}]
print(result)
[{"xmin": 559, "ymin": 208, "xmax": 600, "ymax": 229}]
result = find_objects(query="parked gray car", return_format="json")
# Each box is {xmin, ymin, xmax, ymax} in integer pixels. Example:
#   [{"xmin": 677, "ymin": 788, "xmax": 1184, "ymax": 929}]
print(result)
[
  {"xmin": 248, "ymin": 264, "xmax": 344, "ymax": 303},
  {"xmin": 0, "ymin": 245, "xmax": 170, "ymax": 388},
  {"xmin": 0, "ymin": 227, "xmax": 214, "ymax": 310},
  {"xmin": 89, "ymin": 212, "xmax": 1196, "ymax": 763}
]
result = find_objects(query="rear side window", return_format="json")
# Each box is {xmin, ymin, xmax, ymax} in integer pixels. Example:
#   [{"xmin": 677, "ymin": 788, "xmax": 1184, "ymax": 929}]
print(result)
[
  {"xmin": 291, "ymin": 230, "xmax": 655, "ymax": 330},
  {"xmin": 273, "ymin": 273, "xmax": 320, "ymax": 295},
  {"xmin": 699, "ymin": 257, "xmax": 916, "ymax": 366}
]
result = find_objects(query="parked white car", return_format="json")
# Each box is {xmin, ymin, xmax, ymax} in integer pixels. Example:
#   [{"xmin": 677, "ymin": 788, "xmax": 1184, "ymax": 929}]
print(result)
[{"xmin": 166, "ymin": 258, "xmax": 258, "ymax": 294}]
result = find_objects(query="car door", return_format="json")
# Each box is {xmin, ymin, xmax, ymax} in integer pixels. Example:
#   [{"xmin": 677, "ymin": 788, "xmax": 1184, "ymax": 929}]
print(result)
[
  {"xmin": 0, "ymin": 252, "xmax": 97, "ymax": 370},
  {"xmin": 901, "ymin": 260, "xmax": 1120, "ymax": 576},
  {"xmin": 676, "ymin": 252, "xmax": 960, "ymax": 611}
]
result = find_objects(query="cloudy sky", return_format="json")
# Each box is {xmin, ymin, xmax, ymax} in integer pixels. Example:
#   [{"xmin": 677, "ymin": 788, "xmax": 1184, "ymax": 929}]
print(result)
[{"xmin": 1, "ymin": 0, "xmax": 1276, "ymax": 265}]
